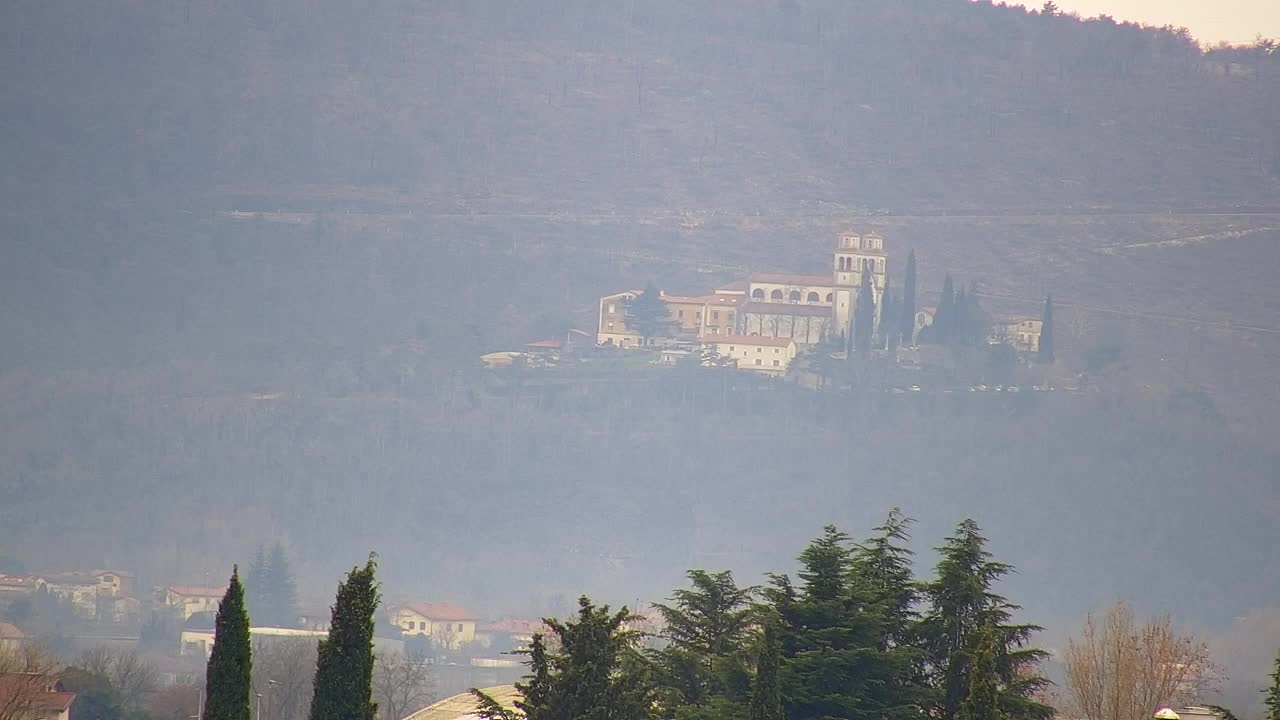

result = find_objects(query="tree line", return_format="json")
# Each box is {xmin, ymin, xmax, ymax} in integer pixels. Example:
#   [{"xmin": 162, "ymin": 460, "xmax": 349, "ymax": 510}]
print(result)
[{"xmin": 473, "ymin": 513, "xmax": 1055, "ymax": 720}]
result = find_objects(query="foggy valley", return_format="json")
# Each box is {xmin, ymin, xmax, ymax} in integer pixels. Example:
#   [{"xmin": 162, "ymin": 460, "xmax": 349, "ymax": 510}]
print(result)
[{"xmin": 2, "ymin": 2, "xmax": 1280, "ymax": 720}]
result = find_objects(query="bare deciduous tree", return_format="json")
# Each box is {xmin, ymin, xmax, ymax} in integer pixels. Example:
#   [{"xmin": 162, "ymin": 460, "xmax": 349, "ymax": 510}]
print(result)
[
  {"xmin": 76, "ymin": 646, "xmax": 160, "ymax": 711},
  {"xmin": 1064, "ymin": 602, "xmax": 1220, "ymax": 720},
  {"xmin": 0, "ymin": 643, "xmax": 63, "ymax": 720},
  {"xmin": 251, "ymin": 637, "xmax": 319, "ymax": 720},
  {"xmin": 373, "ymin": 651, "xmax": 434, "ymax": 720}
]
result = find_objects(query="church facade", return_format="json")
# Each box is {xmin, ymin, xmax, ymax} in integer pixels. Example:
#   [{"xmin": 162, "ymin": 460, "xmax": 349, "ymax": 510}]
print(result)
[{"xmin": 596, "ymin": 231, "xmax": 887, "ymax": 349}]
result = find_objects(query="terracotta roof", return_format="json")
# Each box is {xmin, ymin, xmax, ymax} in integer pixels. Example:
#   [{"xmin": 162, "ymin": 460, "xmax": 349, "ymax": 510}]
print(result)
[
  {"xmin": 0, "ymin": 622, "xmax": 24, "ymax": 638},
  {"xmin": 715, "ymin": 280, "xmax": 749, "ymax": 293},
  {"xmin": 167, "ymin": 585, "xmax": 227, "ymax": 598},
  {"xmin": 525, "ymin": 340, "xmax": 563, "ymax": 349},
  {"xmin": 661, "ymin": 293, "xmax": 746, "ymax": 306},
  {"xmin": 397, "ymin": 602, "xmax": 478, "ymax": 622},
  {"xmin": 742, "ymin": 301, "xmax": 832, "ymax": 318},
  {"xmin": 749, "ymin": 272, "xmax": 835, "ymax": 287},
  {"xmin": 713, "ymin": 335, "xmax": 796, "ymax": 348},
  {"xmin": 38, "ymin": 691, "xmax": 76, "ymax": 712},
  {"xmin": 480, "ymin": 618, "xmax": 546, "ymax": 635}
]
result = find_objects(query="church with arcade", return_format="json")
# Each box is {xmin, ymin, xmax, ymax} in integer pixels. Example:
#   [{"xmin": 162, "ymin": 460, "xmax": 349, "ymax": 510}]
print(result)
[{"xmin": 596, "ymin": 231, "xmax": 887, "ymax": 350}]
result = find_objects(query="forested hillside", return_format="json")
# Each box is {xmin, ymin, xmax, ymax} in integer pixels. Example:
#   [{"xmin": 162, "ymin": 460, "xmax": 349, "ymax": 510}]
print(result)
[
  {"xmin": 4, "ymin": 0, "xmax": 1280, "ymax": 659},
  {"xmin": 2, "ymin": 0, "xmax": 1279, "ymax": 210}
]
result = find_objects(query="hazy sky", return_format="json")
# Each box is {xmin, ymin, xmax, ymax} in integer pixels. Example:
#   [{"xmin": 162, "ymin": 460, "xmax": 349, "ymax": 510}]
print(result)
[{"xmin": 1054, "ymin": 0, "xmax": 1279, "ymax": 44}]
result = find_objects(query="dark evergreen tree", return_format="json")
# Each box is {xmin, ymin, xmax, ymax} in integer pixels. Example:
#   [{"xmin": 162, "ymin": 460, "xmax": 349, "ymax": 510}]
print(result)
[
  {"xmin": 956, "ymin": 627, "xmax": 1004, "ymax": 720},
  {"xmin": 1037, "ymin": 296, "xmax": 1055, "ymax": 365},
  {"xmin": 929, "ymin": 275, "xmax": 956, "ymax": 345},
  {"xmin": 203, "ymin": 567, "xmax": 251, "ymax": 720},
  {"xmin": 748, "ymin": 623, "xmax": 782, "ymax": 720},
  {"xmin": 472, "ymin": 596, "xmax": 653, "ymax": 720},
  {"xmin": 854, "ymin": 266, "xmax": 876, "ymax": 355},
  {"xmin": 852, "ymin": 509, "xmax": 919, "ymax": 651},
  {"xmin": 309, "ymin": 556, "xmax": 380, "ymax": 720},
  {"xmin": 265, "ymin": 542, "xmax": 299, "ymax": 627},
  {"xmin": 764, "ymin": 526, "xmax": 890, "ymax": 720},
  {"xmin": 624, "ymin": 282, "xmax": 674, "ymax": 345},
  {"xmin": 880, "ymin": 275, "xmax": 895, "ymax": 350},
  {"xmin": 651, "ymin": 570, "xmax": 755, "ymax": 713},
  {"xmin": 919, "ymin": 521, "xmax": 1052, "ymax": 720},
  {"xmin": 246, "ymin": 546, "xmax": 268, "ymax": 624},
  {"xmin": 1264, "ymin": 648, "xmax": 1280, "ymax": 720},
  {"xmin": 901, "ymin": 250, "xmax": 918, "ymax": 346}
]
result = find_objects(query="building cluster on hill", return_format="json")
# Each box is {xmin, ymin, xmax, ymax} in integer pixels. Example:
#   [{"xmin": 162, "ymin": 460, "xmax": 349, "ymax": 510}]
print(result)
[{"xmin": 593, "ymin": 231, "xmax": 1047, "ymax": 376}]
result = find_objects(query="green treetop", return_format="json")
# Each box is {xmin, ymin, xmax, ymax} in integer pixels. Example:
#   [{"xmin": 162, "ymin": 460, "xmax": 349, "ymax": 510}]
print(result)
[
  {"xmin": 1264, "ymin": 648, "xmax": 1280, "ymax": 720},
  {"xmin": 625, "ymin": 282, "xmax": 674, "ymax": 344},
  {"xmin": 1038, "ymin": 296, "xmax": 1055, "ymax": 365},
  {"xmin": 309, "ymin": 556, "xmax": 380, "ymax": 720},
  {"xmin": 203, "ymin": 567, "xmax": 252, "ymax": 720},
  {"xmin": 957, "ymin": 627, "xmax": 1005, "ymax": 720},
  {"xmin": 748, "ymin": 622, "xmax": 783, "ymax": 720}
]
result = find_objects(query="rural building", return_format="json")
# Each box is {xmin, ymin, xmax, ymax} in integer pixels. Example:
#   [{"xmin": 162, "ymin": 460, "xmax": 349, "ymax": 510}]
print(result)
[
  {"xmin": 708, "ymin": 336, "xmax": 797, "ymax": 375},
  {"xmin": 596, "ymin": 232, "xmax": 887, "ymax": 350},
  {"xmin": 0, "ymin": 673, "xmax": 75, "ymax": 720},
  {"xmin": 392, "ymin": 602, "xmax": 479, "ymax": 650},
  {"xmin": 992, "ymin": 317, "xmax": 1043, "ymax": 353},
  {"xmin": 163, "ymin": 585, "xmax": 226, "ymax": 620}
]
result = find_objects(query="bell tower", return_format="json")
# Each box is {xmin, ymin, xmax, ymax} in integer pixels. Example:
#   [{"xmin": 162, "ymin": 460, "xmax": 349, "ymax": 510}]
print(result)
[{"xmin": 833, "ymin": 232, "xmax": 886, "ymax": 294}]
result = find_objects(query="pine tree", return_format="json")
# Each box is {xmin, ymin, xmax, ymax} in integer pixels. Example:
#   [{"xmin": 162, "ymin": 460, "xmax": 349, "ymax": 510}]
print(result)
[
  {"xmin": 309, "ymin": 556, "xmax": 380, "ymax": 720},
  {"xmin": 901, "ymin": 250, "xmax": 918, "ymax": 347},
  {"xmin": 919, "ymin": 521, "xmax": 1052, "ymax": 720},
  {"xmin": 764, "ymin": 526, "xmax": 886, "ymax": 720},
  {"xmin": 1037, "ymin": 296, "xmax": 1055, "ymax": 365},
  {"xmin": 473, "ymin": 596, "xmax": 652, "ymax": 720},
  {"xmin": 748, "ymin": 623, "xmax": 783, "ymax": 720},
  {"xmin": 854, "ymin": 265, "xmax": 876, "ymax": 355},
  {"xmin": 265, "ymin": 542, "xmax": 299, "ymax": 627},
  {"xmin": 651, "ymin": 570, "xmax": 755, "ymax": 710},
  {"xmin": 203, "ymin": 567, "xmax": 251, "ymax": 720},
  {"xmin": 852, "ymin": 509, "xmax": 919, "ymax": 651},
  {"xmin": 957, "ymin": 627, "xmax": 1004, "ymax": 720},
  {"xmin": 1263, "ymin": 648, "xmax": 1280, "ymax": 720},
  {"xmin": 624, "ymin": 282, "xmax": 674, "ymax": 345}
]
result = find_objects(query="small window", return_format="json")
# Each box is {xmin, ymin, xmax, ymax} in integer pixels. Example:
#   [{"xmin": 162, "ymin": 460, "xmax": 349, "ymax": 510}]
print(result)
[
  {"xmin": 607, "ymin": 321, "xmax": 614, "ymax": 329},
  {"xmin": 807, "ymin": 292, "xmax": 820, "ymax": 302},
  {"xmin": 420, "ymin": 621, "xmax": 427, "ymax": 630},
  {"xmin": 752, "ymin": 288, "xmax": 765, "ymax": 299},
  {"xmin": 757, "ymin": 347, "xmax": 762, "ymax": 353},
  {"xmin": 826, "ymin": 293, "xmax": 834, "ymax": 302},
  {"xmin": 774, "ymin": 348, "xmax": 780, "ymax": 353},
  {"xmin": 607, "ymin": 303, "xmax": 615, "ymax": 314},
  {"xmin": 712, "ymin": 311, "xmax": 719, "ymax": 320},
  {"xmin": 789, "ymin": 290, "xmax": 801, "ymax": 302},
  {"xmin": 729, "ymin": 346, "xmax": 735, "ymax": 351},
  {"xmin": 770, "ymin": 289, "xmax": 784, "ymax": 301},
  {"xmin": 677, "ymin": 310, "xmax": 684, "ymax": 318},
  {"xmin": 755, "ymin": 359, "xmax": 762, "ymax": 365},
  {"xmin": 457, "ymin": 623, "xmax": 464, "ymax": 632},
  {"xmin": 773, "ymin": 360, "xmax": 780, "ymax": 366}
]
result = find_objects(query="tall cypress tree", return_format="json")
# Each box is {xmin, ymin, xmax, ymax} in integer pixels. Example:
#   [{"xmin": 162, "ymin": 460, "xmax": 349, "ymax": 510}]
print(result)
[
  {"xmin": 931, "ymin": 275, "xmax": 956, "ymax": 345},
  {"xmin": 1037, "ymin": 296, "xmax": 1055, "ymax": 365},
  {"xmin": 881, "ymin": 275, "xmax": 895, "ymax": 350},
  {"xmin": 919, "ymin": 520, "xmax": 1051, "ymax": 720},
  {"xmin": 1264, "ymin": 648, "xmax": 1280, "ymax": 720},
  {"xmin": 748, "ymin": 623, "xmax": 783, "ymax": 720},
  {"xmin": 901, "ymin": 251, "xmax": 918, "ymax": 347},
  {"xmin": 309, "ymin": 556, "xmax": 380, "ymax": 720},
  {"xmin": 957, "ymin": 627, "xmax": 1004, "ymax": 720},
  {"xmin": 854, "ymin": 265, "xmax": 876, "ymax": 355},
  {"xmin": 203, "ymin": 567, "xmax": 251, "ymax": 720}
]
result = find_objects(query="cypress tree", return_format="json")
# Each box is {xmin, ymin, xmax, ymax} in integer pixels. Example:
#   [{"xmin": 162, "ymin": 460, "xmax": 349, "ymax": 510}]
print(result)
[
  {"xmin": 933, "ymin": 275, "xmax": 956, "ymax": 345},
  {"xmin": 855, "ymin": 265, "xmax": 876, "ymax": 355},
  {"xmin": 957, "ymin": 627, "xmax": 1004, "ymax": 720},
  {"xmin": 919, "ymin": 520, "xmax": 1052, "ymax": 720},
  {"xmin": 881, "ymin": 275, "xmax": 895, "ymax": 350},
  {"xmin": 309, "ymin": 556, "xmax": 380, "ymax": 720},
  {"xmin": 748, "ymin": 623, "xmax": 783, "ymax": 720},
  {"xmin": 1037, "ymin": 296, "xmax": 1055, "ymax": 365},
  {"xmin": 203, "ymin": 567, "xmax": 251, "ymax": 720},
  {"xmin": 1264, "ymin": 648, "xmax": 1280, "ymax": 720},
  {"xmin": 901, "ymin": 251, "xmax": 918, "ymax": 346}
]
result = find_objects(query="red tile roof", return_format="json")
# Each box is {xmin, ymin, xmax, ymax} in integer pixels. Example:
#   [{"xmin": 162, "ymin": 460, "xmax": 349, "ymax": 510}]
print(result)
[
  {"xmin": 749, "ymin": 272, "xmax": 835, "ymax": 286},
  {"xmin": 167, "ymin": 585, "xmax": 227, "ymax": 598},
  {"xmin": 525, "ymin": 339, "xmax": 563, "ymax": 349},
  {"xmin": 396, "ymin": 602, "xmax": 478, "ymax": 622},
  {"xmin": 713, "ymin": 335, "xmax": 797, "ymax": 348},
  {"xmin": 39, "ymin": 691, "xmax": 76, "ymax": 712},
  {"xmin": 742, "ymin": 301, "xmax": 832, "ymax": 318},
  {"xmin": 480, "ymin": 618, "xmax": 546, "ymax": 635},
  {"xmin": 0, "ymin": 674, "xmax": 74, "ymax": 712},
  {"xmin": 0, "ymin": 622, "xmax": 24, "ymax": 639}
]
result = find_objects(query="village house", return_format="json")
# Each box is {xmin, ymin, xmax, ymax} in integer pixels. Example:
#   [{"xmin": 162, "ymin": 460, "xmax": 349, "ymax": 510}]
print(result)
[
  {"xmin": 474, "ymin": 618, "xmax": 544, "ymax": 653},
  {"xmin": 709, "ymin": 336, "xmax": 798, "ymax": 376},
  {"xmin": 0, "ymin": 622, "xmax": 24, "ymax": 653},
  {"xmin": 163, "ymin": 585, "xmax": 227, "ymax": 620},
  {"xmin": 392, "ymin": 602, "xmax": 478, "ymax": 650},
  {"xmin": 0, "ymin": 673, "xmax": 75, "ymax": 720},
  {"xmin": 992, "ymin": 317, "xmax": 1043, "ymax": 353},
  {"xmin": 596, "ymin": 232, "xmax": 887, "ymax": 352}
]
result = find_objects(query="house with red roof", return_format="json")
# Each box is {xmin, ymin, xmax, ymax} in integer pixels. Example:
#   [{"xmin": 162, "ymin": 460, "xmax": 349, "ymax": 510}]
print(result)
[
  {"xmin": 0, "ymin": 622, "xmax": 24, "ymax": 652},
  {"xmin": 391, "ymin": 602, "xmax": 478, "ymax": 650},
  {"xmin": 0, "ymin": 673, "xmax": 75, "ymax": 720}
]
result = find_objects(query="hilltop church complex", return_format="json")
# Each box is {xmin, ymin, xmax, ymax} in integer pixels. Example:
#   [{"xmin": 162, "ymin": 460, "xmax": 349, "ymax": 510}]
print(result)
[{"xmin": 597, "ymin": 231, "xmax": 888, "ymax": 352}]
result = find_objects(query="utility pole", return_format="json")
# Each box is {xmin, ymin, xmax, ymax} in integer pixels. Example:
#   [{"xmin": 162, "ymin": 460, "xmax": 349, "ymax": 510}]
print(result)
[{"xmin": 256, "ymin": 692, "xmax": 263, "ymax": 720}]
